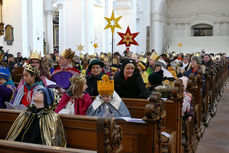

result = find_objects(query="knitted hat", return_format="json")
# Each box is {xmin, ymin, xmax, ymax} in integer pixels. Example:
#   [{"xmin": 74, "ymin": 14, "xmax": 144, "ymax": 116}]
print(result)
[
  {"xmin": 88, "ymin": 59, "xmax": 104, "ymax": 71},
  {"xmin": 148, "ymin": 70, "xmax": 163, "ymax": 86},
  {"xmin": 0, "ymin": 66, "xmax": 10, "ymax": 80},
  {"xmin": 121, "ymin": 58, "xmax": 136, "ymax": 70},
  {"xmin": 38, "ymin": 87, "xmax": 60, "ymax": 109}
]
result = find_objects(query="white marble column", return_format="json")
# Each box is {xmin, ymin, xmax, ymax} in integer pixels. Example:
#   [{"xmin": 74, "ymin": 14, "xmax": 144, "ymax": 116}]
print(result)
[
  {"xmin": 103, "ymin": 0, "xmax": 113, "ymax": 53},
  {"xmin": 21, "ymin": 0, "xmax": 29, "ymax": 57},
  {"xmin": 57, "ymin": 0, "xmax": 65, "ymax": 54},
  {"xmin": 31, "ymin": 0, "xmax": 44, "ymax": 55},
  {"xmin": 84, "ymin": 0, "xmax": 94, "ymax": 55},
  {"xmin": 150, "ymin": 0, "xmax": 168, "ymax": 54},
  {"xmin": 44, "ymin": 0, "xmax": 54, "ymax": 54}
]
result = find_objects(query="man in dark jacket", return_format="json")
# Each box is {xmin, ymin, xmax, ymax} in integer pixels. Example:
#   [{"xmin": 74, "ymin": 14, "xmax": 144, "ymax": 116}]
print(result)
[
  {"xmin": 86, "ymin": 59, "xmax": 104, "ymax": 96},
  {"xmin": 202, "ymin": 54, "xmax": 214, "ymax": 68}
]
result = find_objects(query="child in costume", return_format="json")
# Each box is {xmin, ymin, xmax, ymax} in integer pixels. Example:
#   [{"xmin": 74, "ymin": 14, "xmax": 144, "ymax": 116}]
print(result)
[
  {"xmin": 6, "ymin": 87, "xmax": 66, "ymax": 147},
  {"xmin": 55, "ymin": 74, "xmax": 92, "ymax": 115},
  {"xmin": 180, "ymin": 76, "xmax": 193, "ymax": 121},
  {"xmin": 13, "ymin": 63, "xmax": 44, "ymax": 107},
  {"xmin": 51, "ymin": 49, "xmax": 80, "ymax": 90},
  {"xmin": 87, "ymin": 75, "xmax": 131, "ymax": 118},
  {"xmin": 0, "ymin": 65, "xmax": 17, "ymax": 108}
]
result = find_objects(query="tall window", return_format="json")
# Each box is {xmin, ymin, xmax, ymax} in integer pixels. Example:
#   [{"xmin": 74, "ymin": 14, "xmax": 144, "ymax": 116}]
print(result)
[{"xmin": 192, "ymin": 24, "xmax": 213, "ymax": 36}]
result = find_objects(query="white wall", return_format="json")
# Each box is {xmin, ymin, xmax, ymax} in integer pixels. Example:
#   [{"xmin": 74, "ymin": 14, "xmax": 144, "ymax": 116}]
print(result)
[
  {"xmin": 167, "ymin": 0, "xmax": 229, "ymax": 54},
  {"xmin": 3, "ymin": 0, "xmax": 23, "ymax": 56}
]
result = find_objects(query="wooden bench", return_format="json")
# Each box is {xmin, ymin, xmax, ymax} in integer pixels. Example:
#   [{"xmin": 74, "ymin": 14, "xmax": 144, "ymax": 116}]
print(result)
[
  {"xmin": 0, "ymin": 93, "xmax": 166, "ymax": 153},
  {"xmin": 91, "ymin": 80, "xmax": 183, "ymax": 153},
  {"xmin": 0, "ymin": 139, "xmax": 96, "ymax": 153},
  {"xmin": 0, "ymin": 109, "xmax": 122, "ymax": 153}
]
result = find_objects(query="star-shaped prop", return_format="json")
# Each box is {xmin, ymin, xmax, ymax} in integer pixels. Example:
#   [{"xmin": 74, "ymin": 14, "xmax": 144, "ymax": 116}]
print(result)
[
  {"xmin": 93, "ymin": 43, "xmax": 98, "ymax": 49},
  {"xmin": 104, "ymin": 10, "xmax": 122, "ymax": 34},
  {"xmin": 77, "ymin": 44, "xmax": 84, "ymax": 52},
  {"xmin": 117, "ymin": 26, "xmax": 139, "ymax": 51}
]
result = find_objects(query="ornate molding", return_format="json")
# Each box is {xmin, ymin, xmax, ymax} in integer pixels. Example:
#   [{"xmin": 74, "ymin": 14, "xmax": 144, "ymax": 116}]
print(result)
[{"xmin": 169, "ymin": 14, "xmax": 229, "ymax": 24}]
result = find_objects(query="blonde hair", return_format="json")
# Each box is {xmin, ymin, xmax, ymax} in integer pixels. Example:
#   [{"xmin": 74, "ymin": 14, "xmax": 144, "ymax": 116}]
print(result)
[{"xmin": 69, "ymin": 74, "xmax": 86, "ymax": 97}]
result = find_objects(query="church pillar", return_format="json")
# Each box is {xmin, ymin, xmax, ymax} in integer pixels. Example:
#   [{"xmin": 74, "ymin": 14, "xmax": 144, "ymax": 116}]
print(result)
[
  {"xmin": 57, "ymin": 0, "xmax": 65, "ymax": 54},
  {"xmin": 29, "ymin": 0, "xmax": 44, "ymax": 55},
  {"xmin": 84, "ymin": 0, "xmax": 94, "ymax": 55},
  {"xmin": 44, "ymin": 0, "xmax": 54, "ymax": 54},
  {"xmin": 103, "ymin": 0, "xmax": 113, "ymax": 53},
  {"xmin": 150, "ymin": 0, "xmax": 168, "ymax": 55}
]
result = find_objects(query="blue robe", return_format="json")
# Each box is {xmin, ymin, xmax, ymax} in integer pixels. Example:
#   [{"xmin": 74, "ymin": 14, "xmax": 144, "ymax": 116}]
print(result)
[{"xmin": 86, "ymin": 91, "xmax": 131, "ymax": 118}]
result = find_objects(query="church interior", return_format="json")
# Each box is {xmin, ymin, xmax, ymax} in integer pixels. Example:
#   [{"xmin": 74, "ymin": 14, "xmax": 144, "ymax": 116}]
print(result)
[{"xmin": 0, "ymin": 0, "xmax": 229, "ymax": 153}]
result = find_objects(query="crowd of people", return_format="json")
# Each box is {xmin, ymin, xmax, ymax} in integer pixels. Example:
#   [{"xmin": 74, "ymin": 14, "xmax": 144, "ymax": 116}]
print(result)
[{"xmin": 0, "ymin": 47, "xmax": 226, "ymax": 146}]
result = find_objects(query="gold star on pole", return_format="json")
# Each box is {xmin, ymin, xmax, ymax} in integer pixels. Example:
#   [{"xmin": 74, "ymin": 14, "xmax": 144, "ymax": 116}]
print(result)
[
  {"xmin": 93, "ymin": 43, "xmax": 98, "ymax": 49},
  {"xmin": 104, "ymin": 10, "xmax": 122, "ymax": 34},
  {"xmin": 77, "ymin": 44, "xmax": 84, "ymax": 52}
]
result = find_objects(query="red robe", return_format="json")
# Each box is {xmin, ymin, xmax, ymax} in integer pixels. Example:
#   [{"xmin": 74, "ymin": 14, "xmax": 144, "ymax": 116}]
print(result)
[{"xmin": 55, "ymin": 92, "xmax": 92, "ymax": 115}]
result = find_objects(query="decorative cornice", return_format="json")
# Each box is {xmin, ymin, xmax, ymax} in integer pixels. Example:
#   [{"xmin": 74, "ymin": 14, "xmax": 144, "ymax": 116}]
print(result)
[{"xmin": 169, "ymin": 14, "xmax": 229, "ymax": 24}]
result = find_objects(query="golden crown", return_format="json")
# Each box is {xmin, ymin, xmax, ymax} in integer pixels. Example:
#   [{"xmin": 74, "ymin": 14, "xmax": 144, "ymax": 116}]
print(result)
[
  {"xmin": 97, "ymin": 75, "xmax": 114, "ymax": 95},
  {"xmin": 24, "ymin": 63, "xmax": 40, "ymax": 76},
  {"xmin": 61, "ymin": 48, "xmax": 75, "ymax": 60},
  {"xmin": 70, "ymin": 73, "xmax": 85, "ymax": 84},
  {"xmin": 30, "ymin": 50, "xmax": 41, "ymax": 61},
  {"xmin": 150, "ymin": 53, "xmax": 159, "ymax": 61}
]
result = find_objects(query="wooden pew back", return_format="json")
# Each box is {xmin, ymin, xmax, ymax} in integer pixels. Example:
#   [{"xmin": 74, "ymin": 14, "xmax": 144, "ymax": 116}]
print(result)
[{"xmin": 0, "ymin": 109, "xmax": 122, "ymax": 153}]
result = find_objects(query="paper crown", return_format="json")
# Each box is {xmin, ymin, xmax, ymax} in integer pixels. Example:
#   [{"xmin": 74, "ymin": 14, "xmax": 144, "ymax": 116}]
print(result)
[
  {"xmin": 137, "ymin": 61, "xmax": 146, "ymax": 70},
  {"xmin": 150, "ymin": 53, "xmax": 159, "ymax": 61},
  {"xmin": 61, "ymin": 48, "xmax": 75, "ymax": 60},
  {"xmin": 0, "ymin": 65, "xmax": 10, "ymax": 80},
  {"xmin": 24, "ymin": 63, "xmax": 40, "ymax": 76},
  {"xmin": 97, "ymin": 75, "xmax": 114, "ymax": 95},
  {"xmin": 30, "ymin": 50, "xmax": 41, "ymax": 61},
  {"xmin": 70, "ymin": 73, "xmax": 85, "ymax": 84},
  {"xmin": 109, "ymin": 66, "xmax": 120, "ymax": 72}
]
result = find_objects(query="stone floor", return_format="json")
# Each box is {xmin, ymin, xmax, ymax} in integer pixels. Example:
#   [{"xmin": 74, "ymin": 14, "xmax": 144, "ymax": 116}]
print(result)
[{"xmin": 196, "ymin": 83, "xmax": 229, "ymax": 153}]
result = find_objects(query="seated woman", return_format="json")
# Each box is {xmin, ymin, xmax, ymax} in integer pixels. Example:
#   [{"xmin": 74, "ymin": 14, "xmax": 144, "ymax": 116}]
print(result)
[
  {"xmin": 13, "ymin": 63, "xmax": 44, "ymax": 107},
  {"xmin": 87, "ymin": 75, "xmax": 131, "ymax": 118},
  {"xmin": 55, "ymin": 74, "xmax": 92, "ymax": 115},
  {"xmin": 0, "ymin": 65, "xmax": 17, "ymax": 108},
  {"xmin": 114, "ymin": 58, "xmax": 150, "ymax": 98},
  {"xmin": 6, "ymin": 87, "xmax": 66, "ymax": 147}
]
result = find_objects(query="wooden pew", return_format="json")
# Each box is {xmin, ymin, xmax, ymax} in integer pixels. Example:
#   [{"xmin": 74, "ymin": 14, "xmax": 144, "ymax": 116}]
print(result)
[
  {"xmin": 0, "ymin": 139, "xmax": 96, "ymax": 153},
  {"xmin": 0, "ymin": 109, "xmax": 122, "ymax": 153},
  {"xmin": 91, "ymin": 80, "xmax": 183, "ymax": 153},
  {"xmin": 0, "ymin": 95, "xmax": 166, "ymax": 153},
  {"xmin": 116, "ymin": 92, "xmax": 166, "ymax": 153}
]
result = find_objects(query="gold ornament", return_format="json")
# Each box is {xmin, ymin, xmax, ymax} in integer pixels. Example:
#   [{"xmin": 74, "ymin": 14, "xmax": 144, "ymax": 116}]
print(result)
[{"xmin": 104, "ymin": 10, "xmax": 122, "ymax": 34}]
